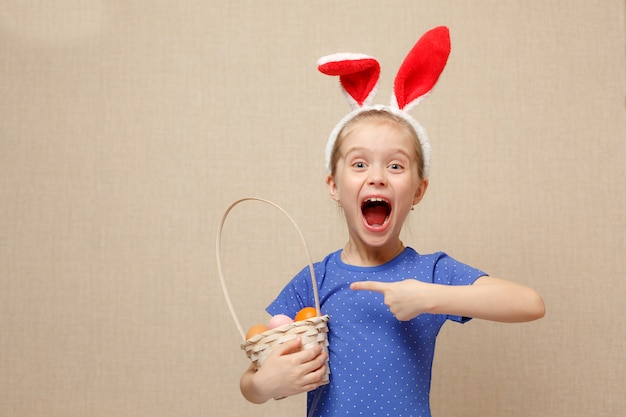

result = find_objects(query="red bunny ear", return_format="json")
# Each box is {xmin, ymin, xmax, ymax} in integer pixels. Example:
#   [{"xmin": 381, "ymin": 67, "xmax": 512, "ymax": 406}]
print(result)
[
  {"xmin": 318, "ymin": 53, "xmax": 380, "ymax": 108},
  {"xmin": 393, "ymin": 26, "xmax": 451, "ymax": 111}
]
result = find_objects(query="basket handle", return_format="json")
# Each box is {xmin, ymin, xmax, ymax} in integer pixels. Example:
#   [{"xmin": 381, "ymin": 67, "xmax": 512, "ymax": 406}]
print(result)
[{"xmin": 215, "ymin": 197, "xmax": 322, "ymax": 341}]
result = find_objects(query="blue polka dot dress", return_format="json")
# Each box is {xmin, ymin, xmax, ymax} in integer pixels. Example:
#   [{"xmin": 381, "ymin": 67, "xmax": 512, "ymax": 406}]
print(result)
[{"xmin": 267, "ymin": 247, "xmax": 486, "ymax": 417}]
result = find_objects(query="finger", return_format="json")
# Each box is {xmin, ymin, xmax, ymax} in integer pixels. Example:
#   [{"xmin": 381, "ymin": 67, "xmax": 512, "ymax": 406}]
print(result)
[
  {"xmin": 312, "ymin": 350, "xmax": 328, "ymax": 369},
  {"xmin": 350, "ymin": 281, "xmax": 388, "ymax": 293},
  {"xmin": 303, "ymin": 361, "xmax": 328, "ymax": 386},
  {"xmin": 301, "ymin": 354, "xmax": 328, "ymax": 384},
  {"xmin": 293, "ymin": 344, "xmax": 323, "ymax": 364},
  {"xmin": 275, "ymin": 337, "xmax": 302, "ymax": 356},
  {"xmin": 303, "ymin": 348, "xmax": 326, "ymax": 368}
]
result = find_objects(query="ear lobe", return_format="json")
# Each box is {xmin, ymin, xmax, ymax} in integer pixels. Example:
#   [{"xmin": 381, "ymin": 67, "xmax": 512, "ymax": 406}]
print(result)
[{"xmin": 413, "ymin": 179, "xmax": 429, "ymax": 206}]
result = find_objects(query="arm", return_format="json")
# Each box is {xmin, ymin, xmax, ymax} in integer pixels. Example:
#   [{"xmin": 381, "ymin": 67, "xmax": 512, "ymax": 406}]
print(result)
[
  {"xmin": 240, "ymin": 337, "xmax": 328, "ymax": 403},
  {"xmin": 350, "ymin": 276, "xmax": 545, "ymax": 323}
]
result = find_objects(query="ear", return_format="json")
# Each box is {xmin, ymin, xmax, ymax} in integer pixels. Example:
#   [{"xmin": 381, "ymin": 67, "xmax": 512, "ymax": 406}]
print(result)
[
  {"xmin": 393, "ymin": 26, "xmax": 451, "ymax": 112},
  {"xmin": 412, "ymin": 178, "xmax": 429, "ymax": 206},
  {"xmin": 326, "ymin": 174, "xmax": 340, "ymax": 202}
]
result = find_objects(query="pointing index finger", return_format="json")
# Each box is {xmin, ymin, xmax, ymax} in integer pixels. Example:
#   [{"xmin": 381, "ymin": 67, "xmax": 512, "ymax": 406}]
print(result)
[{"xmin": 350, "ymin": 281, "xmax": 388, "ymax": 293}]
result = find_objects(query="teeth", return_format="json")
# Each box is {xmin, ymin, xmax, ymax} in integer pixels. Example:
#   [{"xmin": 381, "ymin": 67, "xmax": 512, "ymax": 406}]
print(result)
[{"xmin": 366, "ymin": 197, "xmax": 386, "ymax": 203}]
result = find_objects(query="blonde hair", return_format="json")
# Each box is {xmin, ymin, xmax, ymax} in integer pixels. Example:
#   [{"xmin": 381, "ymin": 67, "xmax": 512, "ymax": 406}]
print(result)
[{"xmin": 328, "ymin": 108, "xmax": 425, "ymax": 179}]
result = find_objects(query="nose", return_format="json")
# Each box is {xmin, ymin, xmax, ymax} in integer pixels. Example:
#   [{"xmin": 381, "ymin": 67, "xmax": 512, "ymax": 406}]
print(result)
[{"xmin": 367, "ymin": 164, "xmax": 387, "ymax": 186}]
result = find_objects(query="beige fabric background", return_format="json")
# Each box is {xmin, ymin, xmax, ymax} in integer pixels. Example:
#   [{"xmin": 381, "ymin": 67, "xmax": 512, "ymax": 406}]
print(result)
[{"xmin": 1, "ymin": 1, "xmax": 624, "ymax": 416}]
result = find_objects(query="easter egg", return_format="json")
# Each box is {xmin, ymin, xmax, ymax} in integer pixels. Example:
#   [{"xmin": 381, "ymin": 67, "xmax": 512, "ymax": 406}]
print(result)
[
  {"xmin": 245, "ymin": 324, "xmax": 269, "ymax": 340},
  {"xmin": 268, "ymin": 314, "xmax": 294, "ymax": 329},
  {"xmin": 294, "ymin": 307, "xmax": 318, "ymax": 322}
]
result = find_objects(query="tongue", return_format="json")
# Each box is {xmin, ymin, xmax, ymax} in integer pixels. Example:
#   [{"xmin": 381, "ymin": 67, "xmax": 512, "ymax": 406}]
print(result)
[{"xmin": 364, "ymin": 205, "xmax": 388, "ymax": 226}]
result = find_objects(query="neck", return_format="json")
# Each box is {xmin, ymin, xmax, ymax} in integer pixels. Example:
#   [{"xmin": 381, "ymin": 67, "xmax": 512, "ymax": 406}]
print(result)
[{"xmin": 342, "ymin": 241, "xmax": 405, "ymax": 267}]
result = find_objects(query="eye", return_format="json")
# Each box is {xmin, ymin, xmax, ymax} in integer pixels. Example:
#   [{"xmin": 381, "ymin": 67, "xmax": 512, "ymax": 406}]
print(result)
[
  {"xmin": 388, "ymin": 163, "xmax": 403, "ymax": 170},
  {"xmin": 353, "ymin": 161, "xmax": 367, "ymax": 169}
]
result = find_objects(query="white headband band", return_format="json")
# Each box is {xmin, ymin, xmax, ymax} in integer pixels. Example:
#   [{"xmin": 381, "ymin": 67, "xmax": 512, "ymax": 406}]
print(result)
[{"xmin": 318, "ymin": 26, "xmax": 451, "ymax": 178}]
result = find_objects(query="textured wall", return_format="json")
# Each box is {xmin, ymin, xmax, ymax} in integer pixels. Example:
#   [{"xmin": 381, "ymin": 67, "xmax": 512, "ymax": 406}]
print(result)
[{"xmin": 1, "ymin": 1, "xmax": 624, "ymax": 416}]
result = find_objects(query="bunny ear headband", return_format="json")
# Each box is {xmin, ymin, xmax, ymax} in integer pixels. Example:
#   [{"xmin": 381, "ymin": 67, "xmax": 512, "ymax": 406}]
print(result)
[{"xmin": 317, "ymin": 26, "xmax": 451, "ymax": 178}]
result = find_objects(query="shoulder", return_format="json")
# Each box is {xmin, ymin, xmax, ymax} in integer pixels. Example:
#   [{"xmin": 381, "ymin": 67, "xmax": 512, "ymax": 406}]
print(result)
[
  {"xmin": 404, "ymin": 247, "xmax": 471, "ymax": 266},
  {"xmin": 289, "ymin": 249, "xmax": 342, "ymax": 289},
  {"xmin": 401, "ymin": 247, "xmax": 450, "ymax": 267}
]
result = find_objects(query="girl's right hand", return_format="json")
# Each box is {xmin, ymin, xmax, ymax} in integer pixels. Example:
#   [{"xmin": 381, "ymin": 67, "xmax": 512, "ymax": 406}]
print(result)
[{"xmin": 241, "ymin": 336, "xmax": 328, "ymax": 403}]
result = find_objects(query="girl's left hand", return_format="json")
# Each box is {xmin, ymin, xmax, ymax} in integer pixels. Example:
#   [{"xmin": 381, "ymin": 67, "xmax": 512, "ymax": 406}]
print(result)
[
  {"xmin": 350, "ymin": 279, "xmax": 430, "ymax": 321},
  {"xmin": 351, "ymin": 276, "xmax": 545, "ymax": 323}
]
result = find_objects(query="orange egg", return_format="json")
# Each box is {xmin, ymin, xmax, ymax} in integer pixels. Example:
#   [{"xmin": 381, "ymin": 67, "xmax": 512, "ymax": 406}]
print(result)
[
  {"xmin": 294, "ymin": 307, "xmax": 318, "ymax": 322},
  {"xmin": 245, "ymin": 324, "xmax": 269, "ymax": 340}
]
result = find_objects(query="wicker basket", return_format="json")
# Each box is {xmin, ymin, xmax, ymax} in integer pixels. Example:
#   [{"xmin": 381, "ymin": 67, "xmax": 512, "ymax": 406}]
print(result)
[{"xmin": 216, "ymin": 197, "xmax": 330, "ymax": 385}]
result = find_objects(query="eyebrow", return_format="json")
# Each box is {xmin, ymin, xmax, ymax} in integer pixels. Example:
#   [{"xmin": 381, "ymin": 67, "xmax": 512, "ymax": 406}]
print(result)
[{"xmin": 343, "ymin": 146, "xmax": 413, "ymax": 160}]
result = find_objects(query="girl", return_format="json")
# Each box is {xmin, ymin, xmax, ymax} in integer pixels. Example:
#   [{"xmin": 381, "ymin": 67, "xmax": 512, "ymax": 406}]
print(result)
[{"xmin": 240, "ymin": 27, "xmax": 545, "ymax": 416}]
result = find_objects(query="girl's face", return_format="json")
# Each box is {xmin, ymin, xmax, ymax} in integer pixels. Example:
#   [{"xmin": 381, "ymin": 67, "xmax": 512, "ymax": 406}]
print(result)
[{"xmin": 326, "ymin": 118, "xmax": 428, "ymax": 249}]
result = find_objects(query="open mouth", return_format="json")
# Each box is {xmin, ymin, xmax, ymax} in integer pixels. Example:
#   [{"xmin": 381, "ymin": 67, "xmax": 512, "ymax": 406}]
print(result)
[{"xmin": 361, "ymin": 197, "xmax": 391, "ymax": 227}]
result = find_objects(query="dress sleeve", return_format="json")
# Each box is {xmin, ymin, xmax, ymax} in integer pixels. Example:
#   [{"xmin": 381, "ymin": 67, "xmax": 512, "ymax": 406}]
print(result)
[
  {"xmin": 266, "ymin": 252, "xmax": 333, "ymax": 319},
  {"xmin": 266, "ymin": 265, "xmax": 315, "ymax": 319}
]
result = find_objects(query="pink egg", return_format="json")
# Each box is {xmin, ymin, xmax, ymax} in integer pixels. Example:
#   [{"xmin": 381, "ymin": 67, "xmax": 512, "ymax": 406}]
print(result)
[{"xmin": 268, "ymin": 314, "xmax": 294, "ymax": 329}]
